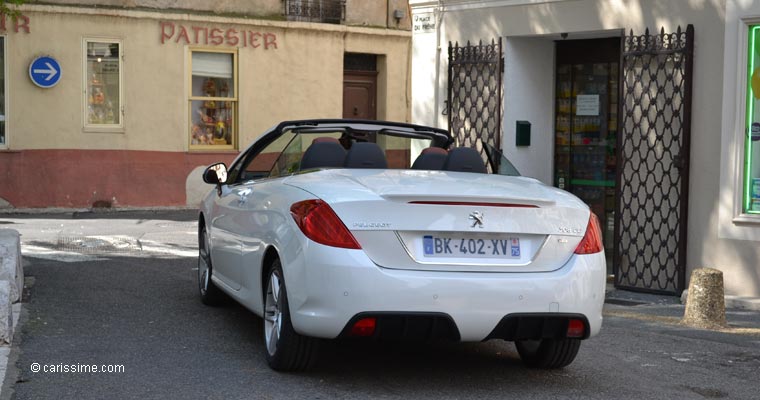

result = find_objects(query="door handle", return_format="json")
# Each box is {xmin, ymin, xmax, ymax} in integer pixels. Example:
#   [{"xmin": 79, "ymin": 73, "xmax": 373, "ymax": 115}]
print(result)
[{"xmin": 353, "ymin": 106, "xmax": 359, "ymax": 116}]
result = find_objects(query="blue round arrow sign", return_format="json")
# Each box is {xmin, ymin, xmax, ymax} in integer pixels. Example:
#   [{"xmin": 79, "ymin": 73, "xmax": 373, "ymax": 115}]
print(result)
[{"xmin": 29, "ymin": 56, "xmax": 62, "ymax": 88}]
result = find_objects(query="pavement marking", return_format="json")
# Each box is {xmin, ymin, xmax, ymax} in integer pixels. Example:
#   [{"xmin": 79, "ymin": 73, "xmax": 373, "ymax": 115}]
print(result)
[
  {"xmin": 22, "ymin": 233, "xmax": 197, "ymax": 261},
  {"xmin": 138, "ymin": 240, "xmax": 197, "ymax": 258},
  {"xmin": 21, "ymin": 245, "xmax": 104, "ymax": 263},
  {"xmin": 56, "ymin": 235, "xmax": 141, "ymax": 254}
]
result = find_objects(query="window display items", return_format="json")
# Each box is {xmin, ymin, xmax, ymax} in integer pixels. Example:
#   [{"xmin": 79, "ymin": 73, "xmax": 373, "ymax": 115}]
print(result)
[
  {"xmin": 86, "ymin": 41, "xmax": 120, "ymax": 126},
  {"xmin": 87, "ymin": 75, "xmax": 114, "ymax": 124},
  {"xmin": 189, "ymin": 51, "xmax": 236, "ymax": 148},
  {"xmin": 191, "ymin": 78, "xmax": 233, "ymax": 146}
]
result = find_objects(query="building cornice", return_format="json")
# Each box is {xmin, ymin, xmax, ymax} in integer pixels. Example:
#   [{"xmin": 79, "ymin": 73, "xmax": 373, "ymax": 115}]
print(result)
[
  {"xmin": 410, "ymin": 0, "xmax": 571, "ymax": 11},
  {"xmin": 16, "ymin": 3, "xmax": 412, "ymax": 38}
]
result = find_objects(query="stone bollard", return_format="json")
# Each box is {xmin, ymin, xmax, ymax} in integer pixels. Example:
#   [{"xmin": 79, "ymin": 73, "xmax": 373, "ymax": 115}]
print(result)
[
  {"xmin": 681, "ymin": 268, "xmax": 727, "ymax": 329},
  {"xmin": 0, "ymin": 280, "xmax": 13, "ymax": 344},
  {"xmin": 0, "ymin": 229, "xmax": 24, "ymax": 303}
]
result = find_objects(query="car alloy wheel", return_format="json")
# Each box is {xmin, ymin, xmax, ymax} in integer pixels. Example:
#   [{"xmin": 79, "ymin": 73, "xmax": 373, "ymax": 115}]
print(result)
[
  {"xmin": 263, "ymin": 260, "xmax": 320, "ymax": 371},
  {"xmin": 198, "ymin": 246, "xmax": 210, "ymax": 296},
  {"xmin": 198, "ymin": 225, "xmax": 224, "ymax": 306},
  {"xmin": 264, "ymin": 269, "xmax": 283, "ymax": 356}
]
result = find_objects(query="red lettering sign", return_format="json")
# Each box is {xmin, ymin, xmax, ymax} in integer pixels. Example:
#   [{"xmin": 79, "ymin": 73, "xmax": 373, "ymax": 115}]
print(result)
[
  {"xmin": 0, "ymin": 14, "xmax": 31, "ymax": 33},
  {"xmin": 225, "ymin": 29, "xmax": 239, "ymax": 46},
  {"xmin": 209, "ymin": 28, "xmax": 223, "ymax": 45},
  {"xmin": 175, "ymin": 26, "xmax": 190, "ymax": 44},
  {"xmin": 264, "ymin": 33, "xmax": 277, "ymax": 50},
  {"xmin": 250, "ymin": 32, "xmax": 261, "ymax": 48},
  {"xmin": 192, "ymin": 26, "xmax": 208, "ymax": 45},
  {"xmin": 159, "ymin": 21, "xmax": 278, "ymax": 50},
  {"xmin": 160, "ymin": 21, "xmax": 174, "ymax": 44}
]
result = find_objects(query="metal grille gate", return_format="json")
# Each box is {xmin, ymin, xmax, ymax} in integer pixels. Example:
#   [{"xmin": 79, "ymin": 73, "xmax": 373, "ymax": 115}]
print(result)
[
  {"xmin": 448, "ymin": 38, "xmax": 503, "ymax": 168},
  {"xmin": 614, "ymin": 25, "xmax": 694, "ymax": 295}
]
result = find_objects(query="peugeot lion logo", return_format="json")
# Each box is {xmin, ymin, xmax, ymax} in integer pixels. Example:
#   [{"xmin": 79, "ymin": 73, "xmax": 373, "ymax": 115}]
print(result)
[{"xmin": 469, "ymin": 211, "xmax": 484, "ymax": 228}]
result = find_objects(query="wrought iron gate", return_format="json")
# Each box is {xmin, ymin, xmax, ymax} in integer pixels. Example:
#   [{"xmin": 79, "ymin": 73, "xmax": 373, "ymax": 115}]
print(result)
[
  {"xmin": 614, "ymin": 25, "xmax": 694, "ymax": 295},
  {"xmin": 448, "ymin": 38, "xmax": 503, "ymax": 168}
]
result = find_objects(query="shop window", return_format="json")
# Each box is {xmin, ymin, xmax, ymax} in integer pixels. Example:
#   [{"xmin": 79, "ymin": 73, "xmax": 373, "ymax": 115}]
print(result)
[
  {"xmin": 84, "ymin": 39, "xmax": 122, "ymax": 128},
  {"xmin": 745, "ymin": 26, "xmax": 760, "ymax": 214},
  {"xmin": 189, "ymin": 50, "xmax": 237, "ymax": 150},
  {"xmin": 0, "ymin": 36, "xmax": 5, "ymax": 148}
]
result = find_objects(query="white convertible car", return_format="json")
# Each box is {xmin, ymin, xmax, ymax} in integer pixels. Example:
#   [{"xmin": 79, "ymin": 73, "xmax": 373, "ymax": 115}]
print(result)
[{"xmin": 198, "ymin": 119, "xmax": 606, "ymax": 371}]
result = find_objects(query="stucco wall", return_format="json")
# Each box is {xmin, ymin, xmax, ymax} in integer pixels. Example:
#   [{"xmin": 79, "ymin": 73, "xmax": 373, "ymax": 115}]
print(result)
[
  {"xmin": 411, "ymin": 0, "xmax": 760, "ymax": 297},
  {"xmin": 30, "ymin": 0, "xmax": 283, "ymax": 17},
  {"xmin": 0, "ymin": 4, "xmax": 412, "ymax": 208},
  {"xmin": 29, "ymin": 1, "xmax": 413, "ymax": 28},
  {"xmin": 346, "ymin": 0, "xmax": 387, "ymax": 26},
  {"xmin": 5, "ymin": 5, "xmax": 411, "ymax": 152},
  {"xmin": 502, "ymin": 37, "xmax": 554, "ymax": 185}
]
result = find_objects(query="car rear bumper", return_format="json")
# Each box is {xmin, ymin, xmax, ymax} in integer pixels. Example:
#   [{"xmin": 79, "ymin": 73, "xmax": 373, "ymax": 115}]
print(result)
[{"xmin": 283, "ymin": 243, "xmax": 606, "ymax": 341}]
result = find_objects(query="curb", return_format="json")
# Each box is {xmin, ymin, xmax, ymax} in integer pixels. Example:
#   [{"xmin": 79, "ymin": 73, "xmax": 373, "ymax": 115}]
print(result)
[
  {"xmin": 0, "ymin": 206, "xmax": 196, "ymax": 215},
  {"xmin": 0, "ymin": 229, "xmax": 24, "ymax": 399},
  {"xmin": 605, "ymin": 283, "xmax": 760, "ymax": 312},
  {"xmin": 681, "ymin": 291, "xmax": 760, "ymax": 312}
]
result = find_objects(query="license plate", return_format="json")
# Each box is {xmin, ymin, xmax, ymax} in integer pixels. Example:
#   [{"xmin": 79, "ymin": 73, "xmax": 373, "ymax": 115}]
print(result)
[{"xmin": 422, "ymin": 235, "xmax": 520, "ymax": 258}]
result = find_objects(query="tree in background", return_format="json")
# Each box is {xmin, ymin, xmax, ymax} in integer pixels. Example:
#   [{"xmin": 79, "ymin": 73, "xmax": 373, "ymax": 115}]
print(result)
[{"xmin": 1, "ymin": 0, "xmax": 24, "ymax": 20}]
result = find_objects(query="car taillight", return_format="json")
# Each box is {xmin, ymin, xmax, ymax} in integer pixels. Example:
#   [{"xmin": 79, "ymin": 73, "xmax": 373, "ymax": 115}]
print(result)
[
  {"xmin": 566, "ymin": 318, "xmax": 586, "ymax": 338},
  {"xmin": 574, "ymin": 212, "xmax": 603, "ymax": 254},
  {"xmin": 290, "ymin": 200, "xmax": 361, "ymax": 249},
  {"xmin": 350, "ymin": 317, "xmax": 376, "ymax": 337}
]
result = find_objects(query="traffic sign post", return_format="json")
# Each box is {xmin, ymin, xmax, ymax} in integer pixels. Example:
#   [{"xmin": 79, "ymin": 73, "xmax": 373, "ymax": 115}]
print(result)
[{"xmin": 29, "ymin": 56, "xmax": 62, "ymax": 88}]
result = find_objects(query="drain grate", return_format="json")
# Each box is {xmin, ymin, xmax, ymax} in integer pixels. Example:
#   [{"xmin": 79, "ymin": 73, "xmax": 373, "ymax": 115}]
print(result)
[{"xmin": 56, "ymin": 235, "xmax": 142, "ymax": 254}]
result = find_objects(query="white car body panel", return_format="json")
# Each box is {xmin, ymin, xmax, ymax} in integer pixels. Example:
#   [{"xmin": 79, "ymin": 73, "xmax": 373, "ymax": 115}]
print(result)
[
  {"xmin": 284, "ymin": 241, "xmax": 605, "ymax": 340},
  {"xmin": 200, "ymin": 167, "xmax": 606, "ymax": 341}
]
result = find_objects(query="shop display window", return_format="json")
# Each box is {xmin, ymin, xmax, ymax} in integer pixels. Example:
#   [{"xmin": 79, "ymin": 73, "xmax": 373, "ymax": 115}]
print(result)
[
  {"xmin": 745, "ymin": 25, "xmax": 760, "ymax": 214},
  {"xmin": 85, "ymin": 40, "xmax": 122, "ymax": 127},
  {"xmin": 0, "ymin": 37, "xmax": 5, "ymax": 147},
  {"xmin": 554, "ymin": 61, "xmax": 618, "ymax": 252},
  {"xmin": 189, "ymin": 50, "xmax": 237, "ymax": 149}
]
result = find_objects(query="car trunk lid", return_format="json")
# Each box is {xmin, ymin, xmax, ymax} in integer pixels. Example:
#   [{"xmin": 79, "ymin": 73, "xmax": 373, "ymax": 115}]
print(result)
[{"xmin": 285, "ymin": 170, "xmax": 590, "ymax": 272}]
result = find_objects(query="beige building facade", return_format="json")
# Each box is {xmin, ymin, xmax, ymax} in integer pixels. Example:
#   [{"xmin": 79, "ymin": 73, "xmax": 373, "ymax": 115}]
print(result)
[
  {"xmin": 0, "ymin": 0, "xmax": 412, "ymax": 207},
  {"xmin": 410, "ymin": 0, "xmax": 760, "ymax": 298}
]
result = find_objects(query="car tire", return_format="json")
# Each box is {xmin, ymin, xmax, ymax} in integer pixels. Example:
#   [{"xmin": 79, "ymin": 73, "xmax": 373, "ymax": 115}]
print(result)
[
  {"xmin": 263, "ymin": 260, "xmax": 320, "ymax": 372},
  {"xmin": 515, "ymin": 338, "xmax": 581, "ymax": 369},
  {"xmin": 198, "ymin": 225, "xmax": 225, "ymax": 306}
]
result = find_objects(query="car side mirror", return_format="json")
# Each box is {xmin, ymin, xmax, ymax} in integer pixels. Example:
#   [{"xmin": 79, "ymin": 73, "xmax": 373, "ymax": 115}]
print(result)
[{"xmin": 203, "ymin": 163, "xmax": 228, "ymax": 185}]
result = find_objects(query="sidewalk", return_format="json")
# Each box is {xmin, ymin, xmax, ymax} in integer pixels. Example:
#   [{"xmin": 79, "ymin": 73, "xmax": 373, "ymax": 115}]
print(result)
[
  {"xmin": 605, "ymin": 282, "xmax": 760, "ymax": 311},
  {"xmin": 604, "ymin": 284, "xmax": 760, "ymax": 340}
]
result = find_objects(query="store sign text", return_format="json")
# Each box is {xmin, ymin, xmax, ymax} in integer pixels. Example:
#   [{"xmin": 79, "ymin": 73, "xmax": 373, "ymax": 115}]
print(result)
[
  {"xmin": 0, "ymin": 14, "xmax": 30, "ymax": 33},
  {"xmin": 413, "ymin": 13, "xmax": 435, "ymax": 34},
  {"xmin": 160, "ymin": 21, "xmax": 277, "ymax": 49}
]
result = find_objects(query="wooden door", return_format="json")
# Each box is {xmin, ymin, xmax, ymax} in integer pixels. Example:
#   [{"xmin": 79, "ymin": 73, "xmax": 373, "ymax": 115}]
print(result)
[{"xmin": 343, "ymin": 71, "xmax": 377, "ymax": 120}]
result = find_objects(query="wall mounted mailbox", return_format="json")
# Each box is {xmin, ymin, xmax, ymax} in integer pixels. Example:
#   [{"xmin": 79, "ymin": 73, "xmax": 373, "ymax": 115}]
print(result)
[{"xmin": 516, "ymin": 120, "xmax": 531, "ymax": 146}]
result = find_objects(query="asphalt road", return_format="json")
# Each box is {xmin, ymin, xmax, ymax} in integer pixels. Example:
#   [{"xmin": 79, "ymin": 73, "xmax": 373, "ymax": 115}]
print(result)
[{"xmin": 2, "ymin": 211, "xmax": 760, "ymax": 399}]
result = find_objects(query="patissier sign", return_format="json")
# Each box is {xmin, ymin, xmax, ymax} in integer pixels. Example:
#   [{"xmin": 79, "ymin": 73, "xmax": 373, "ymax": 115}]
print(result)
[
  {"xmin": 0, "ymin": 14, "xmax": 30, "ymax": 33},
  {"xmin": 159, "ymin": 21, "xmax": 278, "ymax": 49}
]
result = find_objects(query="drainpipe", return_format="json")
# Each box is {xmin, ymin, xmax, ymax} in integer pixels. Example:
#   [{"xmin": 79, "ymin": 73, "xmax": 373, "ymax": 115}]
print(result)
[{"xmin": 433, "ymin": 0, "xmax": 444, "ymax": 127}]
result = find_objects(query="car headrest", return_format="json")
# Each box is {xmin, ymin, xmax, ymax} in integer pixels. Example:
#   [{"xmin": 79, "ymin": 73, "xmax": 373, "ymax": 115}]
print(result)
[
  {"xmin": 344, "ymin": 142, "xmax": 388, "ymax": 169},
  {"xmin": 299, "ymin": 141, "xmax": 347, "ymax": 170},
  {"xmin": 412, "ymin": 147, "xmax": 448, "ymax": 170},
  {"xmin": 421, "ymin": 147, "xmax": 448, "ymax": 155},
  {"xmin": 313, "ymin": 137, "xmax": 341, "ymax": 144},
  {"xmin": 443, "ymin": 147, "xmax": 487, "ymax": 173}
]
